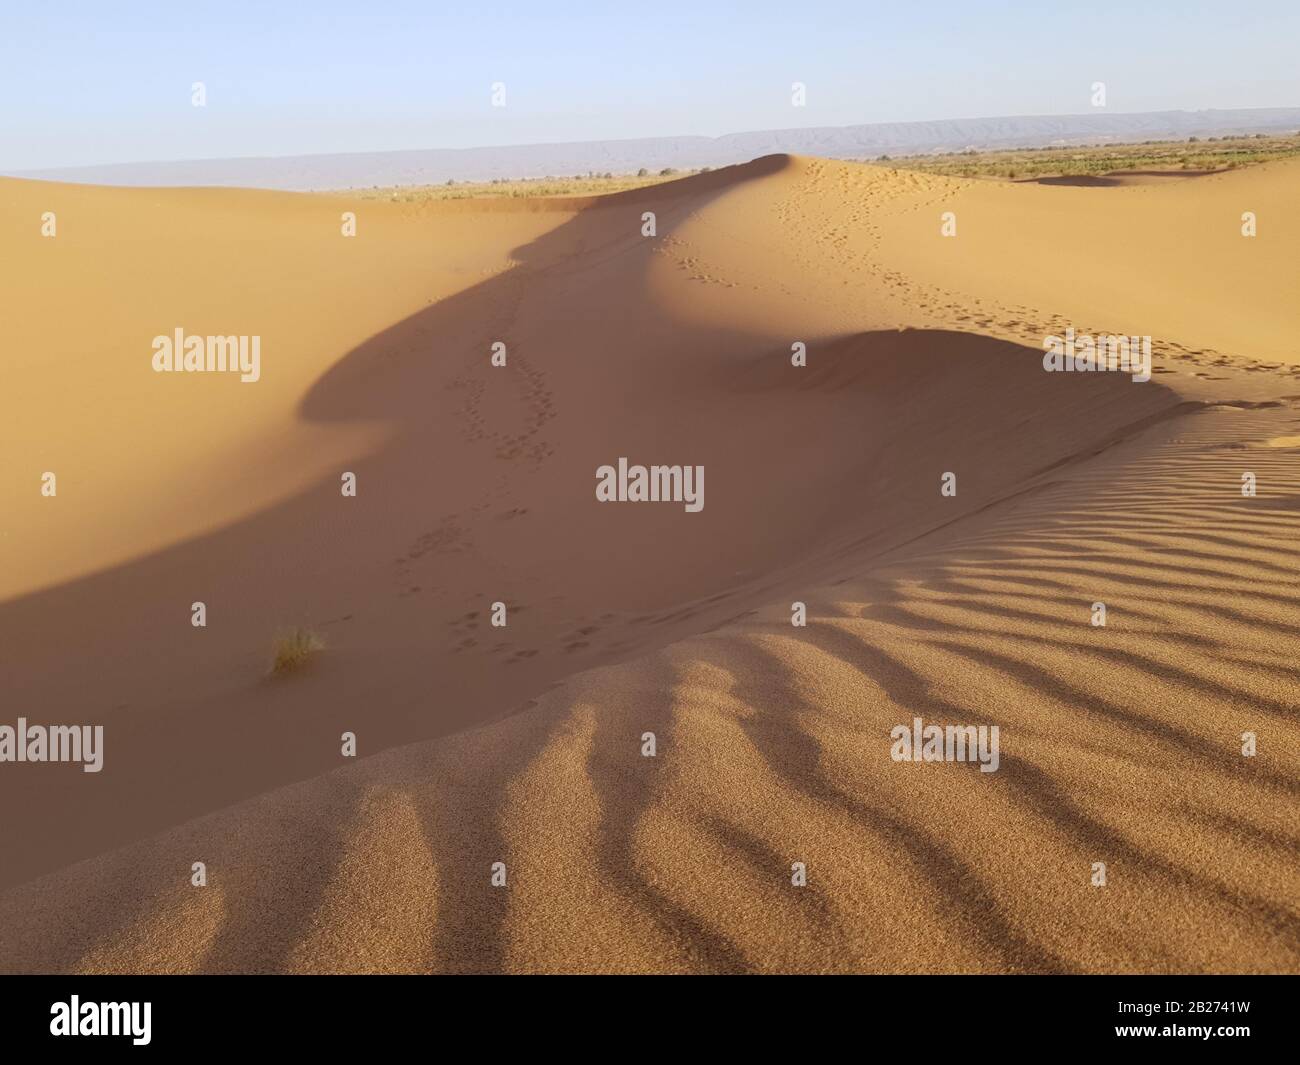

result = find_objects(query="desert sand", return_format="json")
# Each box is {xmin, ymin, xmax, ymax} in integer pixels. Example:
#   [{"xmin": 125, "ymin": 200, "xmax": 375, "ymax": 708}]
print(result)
[{"xmin": 1, "ymin": 155, "xmax": 1297, "ymax": 973}]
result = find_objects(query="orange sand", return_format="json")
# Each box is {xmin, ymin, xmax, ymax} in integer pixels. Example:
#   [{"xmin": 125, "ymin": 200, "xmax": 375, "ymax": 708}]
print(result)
[{"xmin": 1, "ymin": 156, "xmax": 1296, "ymax": 973}]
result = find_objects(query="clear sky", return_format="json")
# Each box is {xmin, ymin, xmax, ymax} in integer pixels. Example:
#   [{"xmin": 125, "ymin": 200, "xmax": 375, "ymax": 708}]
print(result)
[{"xmin": 3, "ymin": 1, "xmax": 1298, "ymax": 170}]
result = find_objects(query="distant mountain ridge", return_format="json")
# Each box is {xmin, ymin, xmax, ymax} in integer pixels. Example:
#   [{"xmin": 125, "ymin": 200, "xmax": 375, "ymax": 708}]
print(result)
[{"xmin": 11, "ymin": 107, "xmax": 1300, "ymax": 190}]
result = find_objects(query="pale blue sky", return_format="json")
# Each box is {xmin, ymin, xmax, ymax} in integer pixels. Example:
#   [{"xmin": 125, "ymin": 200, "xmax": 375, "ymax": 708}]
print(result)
[{"xmin": 2, "ymin": 1, "xmax": 1297, "ymax": 169}]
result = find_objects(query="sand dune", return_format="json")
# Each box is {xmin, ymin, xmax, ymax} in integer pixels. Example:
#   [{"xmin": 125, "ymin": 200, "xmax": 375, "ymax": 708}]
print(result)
[{"xmin": 2, "ymin": 155, "xmax": 1297, "ymax": 973}]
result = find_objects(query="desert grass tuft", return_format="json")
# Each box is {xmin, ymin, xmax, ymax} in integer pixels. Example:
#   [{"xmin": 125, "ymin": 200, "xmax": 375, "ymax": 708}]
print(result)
[{"xmin": 270, "ymin": 627, "xmax": 325, "ymax": 674}]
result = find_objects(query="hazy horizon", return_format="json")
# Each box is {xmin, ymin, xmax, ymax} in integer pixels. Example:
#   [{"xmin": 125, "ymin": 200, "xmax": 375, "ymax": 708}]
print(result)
[
  {"xmin": 11, "ymin": 105, "xmax": 1300, "ymax": 190},
  {"xmin": 12, "ymin": 105, "xmax": 1300, "ymax": 170},
  {"xmin": 4, "ymin": 0, "xmax": 1298, "ymax": 171}
]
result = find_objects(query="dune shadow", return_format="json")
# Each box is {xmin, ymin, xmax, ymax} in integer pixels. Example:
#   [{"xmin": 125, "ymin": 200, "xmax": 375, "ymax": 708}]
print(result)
[
  {"xmin": 197, "ymin": 773, "xmax": 366, "ymax": 974},
  {"xmin": 583, "ymin": 659, "xmax": 752, "ymax": 973},
  {"xmin": 405, "ymin": 696, "xmax": 562, "ymax": 974},
  {"xmin": 704, "ymin": 634, "xmax": 1077, "ymax": 973},
  {"xmin": 1023, "ymin": 169, "xmax": 1221, "ymax": 187}
]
